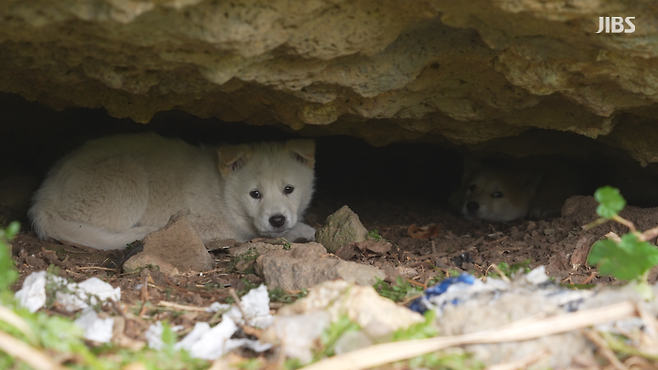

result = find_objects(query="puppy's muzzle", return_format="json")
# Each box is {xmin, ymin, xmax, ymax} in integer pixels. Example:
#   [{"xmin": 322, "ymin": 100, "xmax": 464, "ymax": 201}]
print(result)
[
  {"xmin": 269, "ymin": 214, "xmax": 286, "ymax": 228},
  {"xmin": 466, "ymin": 201, "xmax": 479, "ymax": 213}
]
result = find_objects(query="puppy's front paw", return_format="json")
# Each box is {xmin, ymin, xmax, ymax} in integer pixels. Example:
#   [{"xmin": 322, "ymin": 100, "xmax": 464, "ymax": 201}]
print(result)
[{"xmin": 284, "ymin": 222, "xmax": 316, "ymax": 243}]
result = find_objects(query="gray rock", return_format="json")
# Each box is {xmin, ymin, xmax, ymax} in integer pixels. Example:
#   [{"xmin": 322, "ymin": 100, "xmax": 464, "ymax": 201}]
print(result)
[
  {"xmin": 316, "ymin": 205, "xmax": 369, "ymax": 253},
  {"xmin": 123, "ymin": 212, "xmax": 215, "ymax": 274},
  {"xmin": 256, "ymin": 245, "xmax": 385, "ymax": 291},
  {"xmin": 229, "ymin": 241, "xmax": 326, "ymax": 258}
]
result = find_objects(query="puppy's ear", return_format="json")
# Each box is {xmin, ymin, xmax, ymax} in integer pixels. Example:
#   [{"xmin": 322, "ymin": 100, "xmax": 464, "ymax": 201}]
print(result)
[
  {"xmin": 217, "ymin": 144, "xmax": 251, "ymax": 176},
  {"xmin": 516, "ymin": 172, "xmax": 542, "ymax": 195},
  {"xmin": 285, "ymin": 139, "xmax": 316, "ymax": 169},
  {"xmin": 462, "ymin": 158, "xmax": 481, "ymax": 181}
]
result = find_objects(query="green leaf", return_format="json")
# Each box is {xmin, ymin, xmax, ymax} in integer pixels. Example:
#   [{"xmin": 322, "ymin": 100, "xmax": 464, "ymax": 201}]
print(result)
[
  {"xmin": 594, "ymin": 186, "xmax": 626, "ymax": 218},
  {"xmin": 5, "ymin": 221, "xmax": 20, "ymax": 240},
  {"xmin": 319, "ymin": 314, "xmax": 360, "ymax": 358},
  {"xmin": 588, "ymin": 233, "xmax": 658, "ymax": 281},
  {"xmin": 393, "ymin": 310, "xmax": 437, "ymax": 341},
  {"xmin": 367, "ymin": 229, "xmax": 383, "ymax": 241},
  {"xmin": 634, "ymin": 281, "xmax": 654, "ymax": 301},
  {"xmin": 0, "ymin": 223, "xmax": 19, "ymax": 291},
  {"xmin": 373, "ymin": 277, "xmax": 423, "ymax": 302}
]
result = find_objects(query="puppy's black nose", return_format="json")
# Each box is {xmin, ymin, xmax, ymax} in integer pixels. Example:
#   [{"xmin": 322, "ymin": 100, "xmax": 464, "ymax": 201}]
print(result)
[
  {"xmin": 269, "ymin": 215, "xmax": 286, "ymax": 228},
  {"xmin": 466, "ymin": 201, "xmax": 479, "ymax": 212}
]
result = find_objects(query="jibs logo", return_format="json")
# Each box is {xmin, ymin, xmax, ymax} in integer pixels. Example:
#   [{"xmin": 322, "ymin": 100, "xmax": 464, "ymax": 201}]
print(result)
[{"xmin": 596, "ymin": 17, "xmax": 636, "ymax": 33}]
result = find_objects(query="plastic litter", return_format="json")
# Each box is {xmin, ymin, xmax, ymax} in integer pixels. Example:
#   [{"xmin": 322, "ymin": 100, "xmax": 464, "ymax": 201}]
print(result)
[
  {"xmin": 74, "ymin": 307, "xmax": 114, "ymax": 343},
  {"xmin": 16, "ymin": 271, "xmax": 121, "ymax": 313},
  {"xmin": 146, "ymin": 284, "xmax": 273, "ymax": 360},
  {"xmin": 223, "ymin": 284, "xmax": 273, "ymax": 328},
  {"xmin": 206, "ymin": 302, "xmax": 231, "ymax": 313},
  {"xmin": 145, "ymin": 321, "xmax": 185, "ymax": 350},
  {"xmin": 56, "ymin": 277, "xmax": 121, "ymax": 311},
  {"xmin": 409, "ymin": 266, "xmax": 590, "ymax": 315},
  {"xmin": 15, "ymin": 271, "xmax": 53, "ymax": 313}
]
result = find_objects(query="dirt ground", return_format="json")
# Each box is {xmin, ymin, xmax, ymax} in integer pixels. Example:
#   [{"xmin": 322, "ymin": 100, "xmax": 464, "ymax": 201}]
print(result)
[{"xmin": 8, "ymin": 190, "xmax": 658, "ymax": 345}]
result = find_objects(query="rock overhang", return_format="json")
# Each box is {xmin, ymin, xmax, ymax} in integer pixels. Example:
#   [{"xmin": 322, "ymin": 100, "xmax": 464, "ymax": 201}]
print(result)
[{"xmin": 0, "ymin": 0, "xmax": 656, "ymax": 164}]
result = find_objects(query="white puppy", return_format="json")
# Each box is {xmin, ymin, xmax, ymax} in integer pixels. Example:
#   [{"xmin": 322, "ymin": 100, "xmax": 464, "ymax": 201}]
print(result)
[{"xmin": 29, "ymin": 133, "xmax": 316, "ymax": 250}]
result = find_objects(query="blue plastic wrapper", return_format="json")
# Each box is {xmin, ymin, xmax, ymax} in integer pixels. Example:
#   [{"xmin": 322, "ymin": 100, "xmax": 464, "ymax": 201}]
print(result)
[{"xmin": 408, "ymin": 273, "xmax": 476, "ymax": 314}]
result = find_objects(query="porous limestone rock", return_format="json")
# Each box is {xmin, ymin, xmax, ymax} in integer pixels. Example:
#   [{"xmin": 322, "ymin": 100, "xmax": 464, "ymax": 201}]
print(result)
[
  {"xmin": 244, "ymin": 241, "xmax": 386, "ymax": 291},
  {"xmin": 0, "ymin": 1, "xmax": 658, "ymax": 162}
]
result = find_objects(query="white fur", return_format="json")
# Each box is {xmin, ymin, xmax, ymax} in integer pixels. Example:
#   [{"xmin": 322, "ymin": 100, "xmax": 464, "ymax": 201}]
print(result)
[{"xmin": 29, "ymin": 133, "xmax": 316, "ymax": 250}]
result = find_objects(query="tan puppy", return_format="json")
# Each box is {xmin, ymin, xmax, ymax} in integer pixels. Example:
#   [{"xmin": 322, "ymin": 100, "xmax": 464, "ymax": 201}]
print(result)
[
  {"xmin": 29, "ymin": 133, "xmax": 316, "ymax": 250},
  {"xmin": 450, "ymin": 159, "xmax": 584, "ymax": 222}
]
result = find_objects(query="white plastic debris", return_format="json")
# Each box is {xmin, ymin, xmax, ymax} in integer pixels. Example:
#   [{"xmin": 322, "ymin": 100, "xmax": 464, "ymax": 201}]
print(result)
[
  {"xmin": 145, "ymin": 321, "xmax": 165, "ymax": 350},
  {"xmin": 224, "ymin": 284, "xmax": 273, "ymax": 329},
  {"xmin": 145, "ymin": 321, "xmax": 185, "ymax": 350},
  {"xmin": 409, "ymin": 266, "xmax": 595, "ymax": 316},
  {"xmin": 525, "ymin": 265, "xmax": 549, "ymax": 285},
  {"xmin": 15, "ymin": 271, "xmax": 53, "ymax": 313},
  {"xmin": 178, "ymin": 317, "xmax": 238, "ymax": 360},
  {"xmin": 226, "ymin": 338, "xmax": 272, "ymax": 353},
  {"xmin": 75, "ymin": 307, "xmax": 114, "ymax": 343},
  {"xmin": 149, "ymin": 315, "xmax": 272, "ymax": 360},
  {"xmin": 146, "ymin": 286, "xmax": 274, "ymax": 359},
  {"xmin": 266, "ymin": 311, "xmax": 331, "ymax": 363},
  {"xmin": 206, "ymin": 302, "xmax": 231, "ymax": 313},
  {"xmin": 16, "ymin": 271, "xmax": 121, "ymax": 312},
  {"xmin": 174, "ymin": 322, "xmax": 212, "ymax": 351},
  {"xmin": 56, "ymin": 277, "xmax": 121, "ymax": 311}
]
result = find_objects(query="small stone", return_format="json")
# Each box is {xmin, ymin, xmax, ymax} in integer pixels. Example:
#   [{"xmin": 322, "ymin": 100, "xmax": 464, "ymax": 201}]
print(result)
[
  {"xmin": 526, "ymin": 221, "xmax": 537, "ymax": 232},
  {"xmin": 255, "ymin": 243, "xmax": 385, "ymax": 291},
  {"xmin": 229, "ymin": 241, "xmax": 326, "ymax": 258},
  {"xmin": 315, "ymin": 205, "xmax": 369, "ymax": 253},
  {"xmin": 123, "ymin": 212, "xmax": 215, "ymax": 274}
]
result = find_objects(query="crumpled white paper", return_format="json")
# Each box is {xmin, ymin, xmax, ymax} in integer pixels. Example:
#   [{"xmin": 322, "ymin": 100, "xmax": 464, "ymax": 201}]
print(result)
[
  {"xmin": 223, "ymin": 284, "xmax": 273, "ymax": 329},
  {"xmin": 16, "ymin": 271, "xmax": 121, "ymax": 312},
  {"xmin": 74, "ymin": 307, "xmax": 114, "ymax": 343},
  {"xmin": 56, "ymin": 277, "xmax": 121, "ymax": 311},
  {"xmin": 146, "ymin": 284, "xmax": 273, "ymax": 359},
  {"xmin": 206, "ymin": 302, "xmax": 231, "ymax": 313},
  {"xmin": 15, "ymin": 271, "xmax": 55, "ymax": 313},
  {"xmin": 268, "ymin": 311, "xmax": 331, "ymax": 363},
  {"xmin": 145, "ymin": 321, "xmax": 185, "ymax": 350}
]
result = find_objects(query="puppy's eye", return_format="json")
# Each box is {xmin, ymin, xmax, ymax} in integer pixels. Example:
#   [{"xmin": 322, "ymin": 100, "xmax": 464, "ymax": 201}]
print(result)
[
  {"xmin": 284, "ymin": 185, "xmax": 294, "ymax": 195},
  {"xmin": 491, "ymin": 191, "xmax": 503, "ymax": 198},
  {"xmin": 468, "ymin": 184, "xmax": 476, "ymax": 192},
  {"xmin": 250, "ymin": 190, "xmax": 261, "ymax": 199}
]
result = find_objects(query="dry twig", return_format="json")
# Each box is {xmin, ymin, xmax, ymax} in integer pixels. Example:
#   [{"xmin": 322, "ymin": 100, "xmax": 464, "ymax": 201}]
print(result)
[
  {"xmin": 0, "ymin": 330, "xmax": 67, "ymax": 370},
  {"xmin": 158, "ymin": 301, "xmax": 211, "ymax": 312}
]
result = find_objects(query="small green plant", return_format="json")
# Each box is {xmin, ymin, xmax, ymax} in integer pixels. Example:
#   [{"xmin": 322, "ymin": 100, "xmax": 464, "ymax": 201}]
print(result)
[
  {"xmin": 367, "ymin": 229, "xmax": 383, "ymax": 241},
  {"xmin": 269, "ymin": 287, "xmax": 308, "ymax": 304},
  {"xmin": 229, "ymin": 247, "xmax": 260, "ymax": 274},
  {"xmin": 374, "ymin": 277, "xmax": 424, "ymax": 302},
  {"xmin": 0, "ymin": 221, "xmax": 19, "ymax": 293},
  {"xmin": 393, "ymin": 310, "xmax": 437, "ymax": 341},
  {"xmin": 316, "ymin": 314, "xmax": 360, "ymax": 359},
  {"xmin": 587, "ymin": 186, "xmax": 658, "ymax": 300},
  {"xmin": 488, "ymin": 260, "xmax": 531, "ymax": 279}
]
